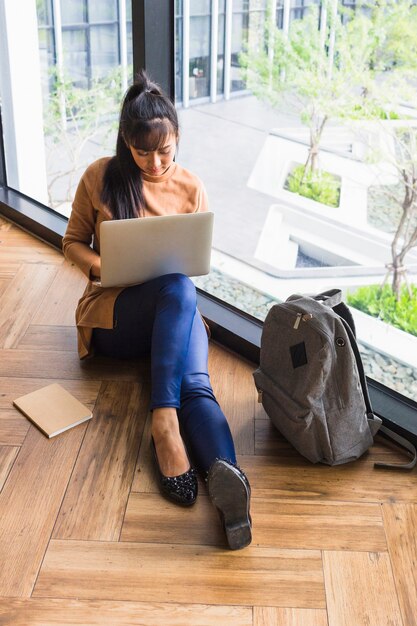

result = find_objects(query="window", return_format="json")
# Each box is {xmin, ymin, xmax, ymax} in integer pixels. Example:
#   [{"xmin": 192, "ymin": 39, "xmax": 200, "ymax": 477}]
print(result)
[
  {"xmin": 231, "ymin": 0, "xmax": 267, "ymax": 92},
  {"xmin": 217, "ymin": 0, "xmax": 226, "ymax": 95},
  {"xmin": 176, "ymin": 0, "xmax": 417, "ymax": 405},
  {"xmin": 189, "ymin": 1, "xmax": 211, "ymax": 99},
  {"xmin": 175, "ymin": 0, "xmax": 183, "ymax": 102},
  {"xmin": 0, "ymin": 0, "xmax": 132, "ymax": 216}
]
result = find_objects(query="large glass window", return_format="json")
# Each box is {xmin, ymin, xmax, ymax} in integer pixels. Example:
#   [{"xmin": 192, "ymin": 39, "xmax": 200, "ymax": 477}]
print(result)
[
  {"xmin": 217, "ymin": 0, "xmax": 226, "ymax": 95},
  {"xmin": 61, "ymin": 1, "xmax": 86, "ymax": 25},
  {"xmin": 189, "ymin": 2, "xmax": 211, "ymax": 99},
  {"xmin": 231, "ymin": 0, "xmax": 267, "ymax": 92},
  {"xmin": 0, "ymin": 0, "xmax": 132, "ymax": 216},
  {"xmin": 177, "ymin": 0, "xmax": 417, "ymax": 402},
  {"xmin": 90, "ymin": 24, "xmax": 119, "ymax": 78},
  {"xmin": 62, "ymin": 29, "xmax": 89, "ymax": 87},
  {"xmin": 89, "ymin": 0, "xmax": 118, "ymax": 22},
  {"xmin": 175, "ymin": 0, "xmax": 183, "ymax": 102}
]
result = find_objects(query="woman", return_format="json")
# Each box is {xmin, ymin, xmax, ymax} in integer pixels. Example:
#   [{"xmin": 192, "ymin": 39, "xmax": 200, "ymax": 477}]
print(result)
[{"xmin": 63, "ymin": 69, "xmax": 252, "ymax": 550}]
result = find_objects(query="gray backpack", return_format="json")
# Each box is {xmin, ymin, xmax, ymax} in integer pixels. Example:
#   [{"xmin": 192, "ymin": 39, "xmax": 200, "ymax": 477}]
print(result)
[{"xmin": 253, "ymin": 289, "xmax": 416, "ymax": 468}]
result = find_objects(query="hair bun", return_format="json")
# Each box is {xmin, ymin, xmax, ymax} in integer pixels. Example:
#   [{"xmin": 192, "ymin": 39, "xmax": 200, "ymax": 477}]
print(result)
[{"xmin": 129, "ymin": 69, "xmax": 161, "ymax": 98}]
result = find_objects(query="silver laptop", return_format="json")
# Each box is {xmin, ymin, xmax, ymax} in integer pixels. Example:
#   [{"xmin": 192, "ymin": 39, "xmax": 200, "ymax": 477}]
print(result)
[{"xmin": 98, "ymin": 211, "xmax": 214, "ymax": 288}]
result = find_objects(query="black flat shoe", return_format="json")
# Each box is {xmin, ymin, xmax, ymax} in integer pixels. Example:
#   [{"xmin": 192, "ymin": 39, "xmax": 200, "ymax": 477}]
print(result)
[
  {"xmin": 207, "ymin": 459, "xmax": 252, "ymax": 550},
  {"xmin": 151, "ymin": 438, "xmax": 198, "ymax": 507}
]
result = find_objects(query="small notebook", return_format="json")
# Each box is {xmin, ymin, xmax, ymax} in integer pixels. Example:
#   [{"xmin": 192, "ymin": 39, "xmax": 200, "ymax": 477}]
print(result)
[{"xmin": 13, "ymin": 383, "xmax": 92, "ymax": 438}]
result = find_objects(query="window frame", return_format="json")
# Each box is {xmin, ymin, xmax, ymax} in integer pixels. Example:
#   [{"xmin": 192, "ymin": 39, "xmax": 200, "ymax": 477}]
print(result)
[{"xmin": 0, "ymin": 0, "xmax": 416, "ymax": 450}]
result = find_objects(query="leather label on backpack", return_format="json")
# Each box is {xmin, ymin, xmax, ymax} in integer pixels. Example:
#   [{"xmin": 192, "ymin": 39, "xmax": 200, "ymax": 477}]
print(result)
[{"xmin": 290, "ymin": 341, "xmax": 308, "ymax": 369}]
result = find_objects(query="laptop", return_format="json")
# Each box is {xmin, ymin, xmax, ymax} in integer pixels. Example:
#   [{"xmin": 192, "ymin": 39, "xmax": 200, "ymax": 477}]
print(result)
[{"xmin": 98, "ymin": 211, "xmax": 214, "ymax": 288}]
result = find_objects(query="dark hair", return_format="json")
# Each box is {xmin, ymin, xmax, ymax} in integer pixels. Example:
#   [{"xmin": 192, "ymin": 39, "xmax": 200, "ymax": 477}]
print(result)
[{"xmin": 101, "ymin": 69, "xmax": 179, "ymax": 219}]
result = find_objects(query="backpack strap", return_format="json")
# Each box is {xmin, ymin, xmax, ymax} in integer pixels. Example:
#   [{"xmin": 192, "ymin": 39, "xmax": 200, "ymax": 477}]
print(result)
[
  {"xmin": 332, "ymin": 302, "xmax": 357, "ymax": 337},
  {"xmin": 314, "ymin": 289, "xmax": 343, "ymax": 308},
  {"xmin": 340, "ymin": 315, "xmax": 416, "ymax": 470},
  {"xmin": 315, "ymin": 290, "xmax": 357, "ymax": 336},
  {"xmin": 340, "ymin": 317, "xmax": 374, "ymax": 416},
  {"xmin": 374, "ymin": 425, "xmax": 417, "ymax": 470}
]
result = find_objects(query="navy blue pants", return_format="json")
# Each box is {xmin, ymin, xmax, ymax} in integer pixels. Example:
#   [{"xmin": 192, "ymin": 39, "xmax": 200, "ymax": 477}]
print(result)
[{"xmin": 92, "ymin": 273, "xmax": 236, "ymax": 474}]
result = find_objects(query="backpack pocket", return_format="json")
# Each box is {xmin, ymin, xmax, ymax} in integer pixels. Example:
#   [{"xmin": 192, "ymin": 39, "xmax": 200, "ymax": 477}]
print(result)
[{"xmin": 254, "ymin": 368, "xmax": 332, "ymax": 464}]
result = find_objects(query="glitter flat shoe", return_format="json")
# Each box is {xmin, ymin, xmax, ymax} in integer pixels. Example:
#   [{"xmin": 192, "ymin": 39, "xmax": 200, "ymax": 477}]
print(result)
[{"xmin": 151, "ymin": 437, "xmax": 198, "ymax": 506}]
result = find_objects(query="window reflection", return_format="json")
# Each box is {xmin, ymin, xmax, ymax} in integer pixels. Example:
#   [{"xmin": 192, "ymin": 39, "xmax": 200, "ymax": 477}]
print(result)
[
  {"xmin": 60, "ymin": 1, "xmax": 86, "ymax": 25},
  {"xmin": 62, "ymin": 29, "xmax": 88, "ymax": 88},
  {"xmin": 32, "ymin": 0, "xmax": 132, "ymax": 213},
  {"xmin": 90, "ymin": 24, "xmax": 119, "ymax": 79},
  {"xmin": 89, "ymin": 0, "xmax": 118, "ymax": 22},
  {"xmin": 217, "ymin": 8, "xmax": 225, "ymax": 95},
  {"xmin": 189, "ymin": 9, "xmax": 211, "ymax": 99}
]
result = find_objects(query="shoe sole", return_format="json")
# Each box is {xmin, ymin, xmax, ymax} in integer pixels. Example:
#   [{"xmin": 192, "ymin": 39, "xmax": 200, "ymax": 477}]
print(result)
[{"xmin": 208, "ymin": 460, "xmax": 252, "ymax": 550}]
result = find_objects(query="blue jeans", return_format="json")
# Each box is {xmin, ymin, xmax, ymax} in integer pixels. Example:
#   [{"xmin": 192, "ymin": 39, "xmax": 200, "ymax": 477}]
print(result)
[{"xmin": 92, "ymin": 273, "xmax": 237, "ymax": 474}]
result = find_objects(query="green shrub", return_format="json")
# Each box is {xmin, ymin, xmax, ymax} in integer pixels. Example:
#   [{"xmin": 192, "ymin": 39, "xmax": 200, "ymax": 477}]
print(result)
[
  {"xmin": 347, "ymin": 284, "xmax": 417, "ymax": 336},
  {"xmin": 285, "ymin": 164, "xmax": 341, "ymax": 208}
]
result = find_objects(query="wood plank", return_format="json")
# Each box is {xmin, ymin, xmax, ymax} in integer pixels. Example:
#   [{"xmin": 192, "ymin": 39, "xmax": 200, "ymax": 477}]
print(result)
[
  {"xmin": 32, "ymin": 260, "xmax": 87, "ymax": 327},
  {"xmin": 122, "ymin": 494, "xmax": 387, "ymax": 552},
  {"xmin": 254, "ymin": 607, "xmax": 328, "ymax": 626},
  {"xmin": 53, "ymin": 381, "xmax": 149, "ymax": 541},
  {"xmin": 0, "ymin": 445, "xmax": 19, "ymax": 491},
  {"xmin": 0, "ymin": 264, "xmax": 58, "ymax": 349},
  {"xmin": 255, "ymin": 396, "xmax": 269, "ymax": 420},
  {"xmin": 17, "ymin": 325, "xmax": 77, "ymax": 352},
  {"xmin": 255, "ymin": 419, "xmax": 301, "ymax": 457},
  {"xmin": 0, "ymin": 227, "xmax": 59, "ymax": 250},
  {"xmin": 242, "ymin": 454, "xmax": 417, "ymax": 503},
  {"xmin": 0, "ymin": 278, "xmax": 11, "ymax": 298},
  {"xmin": 130, "ymin": 411, "xmax": 158, "ymax": 493},
  {"xmin": 0, "ymin": 426, "xmax": 86, "ymax": 597},
  {"xmin": 121, "ymin": 493, "xmax": 225, "ymax": 547},
  {"xmin": 382, "ymin": 503, "xmax": 417, "ymax": 626},
  {"xmin": 0, "ymin": 599, "xmax": 252, "ymax": 626},
  {"xmin": 0, "ymin": 216, "xmax": 12, "ymax": 231},
  {"xmin": 0, "ymin": 378, "xmax": 100, "ymax": 411},
  {"xmin": 0, "ymin": 262, "xmax": 21, "ymax": 279},
  {"xmin": 0, "ymin": 350, "xmax": 149, "ymax": 381},
  {"xmin": 0, "ymin": 409, "xmax": 30, "ymax": 446},
  {"xmin": 209, "ymin": 342, "xmax": 256, "ymax": 455},
  {"xmin": 0, "ymin": 245, "xmax": 63, "ymax": 265},
  {"xmin": 34, "ymin": 540, "xmax": 325, "ymax": 608},
  {"xmin": 251, "ymin": 499, "xmax": 386, "ymax": 551},
  {"xmin": 323, "ymin": 551, "xmax": 402, "ymax": 626}
]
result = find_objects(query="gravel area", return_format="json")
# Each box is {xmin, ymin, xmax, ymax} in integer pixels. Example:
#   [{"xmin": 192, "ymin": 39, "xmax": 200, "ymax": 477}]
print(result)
[
  {"xmin": 194, "ymin": 269, "xmax": 417, "ymax": 401},
  {"xmin": 367, "ymin": 182, "xmax": 417, "ymax": 234}
]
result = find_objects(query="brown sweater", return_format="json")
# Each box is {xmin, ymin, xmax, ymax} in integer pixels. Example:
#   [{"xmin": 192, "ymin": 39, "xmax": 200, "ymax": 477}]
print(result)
[{"xmin": 62, "ymin": 157, "xmax": 209, "ymax": 359}]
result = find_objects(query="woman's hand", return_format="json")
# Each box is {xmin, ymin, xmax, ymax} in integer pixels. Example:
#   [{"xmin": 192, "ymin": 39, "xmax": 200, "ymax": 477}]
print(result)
[{"xmin": 90, "ymin": 256, "xmax": 101, "ymax": 281}]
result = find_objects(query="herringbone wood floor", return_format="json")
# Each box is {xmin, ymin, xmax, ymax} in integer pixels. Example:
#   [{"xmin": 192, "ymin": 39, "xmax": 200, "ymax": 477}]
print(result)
[{"xmin": 0, "ymin": 214, "xmax": 416, "ymax": 626}]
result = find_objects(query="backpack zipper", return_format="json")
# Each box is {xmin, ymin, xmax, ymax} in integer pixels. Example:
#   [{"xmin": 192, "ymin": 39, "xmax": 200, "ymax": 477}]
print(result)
[{"xmin": 293, "ymin": 312, "xmax": 313, "ymax": 329}]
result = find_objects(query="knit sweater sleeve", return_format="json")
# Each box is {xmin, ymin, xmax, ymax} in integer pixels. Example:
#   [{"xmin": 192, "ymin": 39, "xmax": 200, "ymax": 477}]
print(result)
[
  {"xmin": 62, "ymin": 162, "xmax": 102, "ymax": 279},
  {"xmin": 198, "ymin": 182, "xmax": 209, "ymax": 213}
]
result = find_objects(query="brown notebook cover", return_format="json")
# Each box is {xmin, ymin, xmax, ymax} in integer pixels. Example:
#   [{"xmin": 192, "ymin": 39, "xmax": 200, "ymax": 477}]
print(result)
[{"xmin": 13, "ymin": 383, "xmax": 92, "ymax": 438}]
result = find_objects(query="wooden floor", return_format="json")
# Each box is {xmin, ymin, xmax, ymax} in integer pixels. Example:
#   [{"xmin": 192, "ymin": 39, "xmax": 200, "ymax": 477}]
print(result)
[{"xmin": 0, "ymin": 215, "xmax": 416, "ymax": 626}]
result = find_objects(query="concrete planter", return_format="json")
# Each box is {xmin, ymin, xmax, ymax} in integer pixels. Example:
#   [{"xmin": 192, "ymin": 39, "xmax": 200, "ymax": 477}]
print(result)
[
  {"xmin": 283, "ymin": 161, "xmax": 342, "ymax": 209},
  {"xmin": 351, "ymin": 307, "xmax": 417, "ymax": 370},
  {"xmin": 248, "ymin": 128, "xmax": 398, "ymax": 228}
]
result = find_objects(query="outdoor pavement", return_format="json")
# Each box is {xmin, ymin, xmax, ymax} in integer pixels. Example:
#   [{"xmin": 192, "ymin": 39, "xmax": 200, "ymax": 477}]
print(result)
[{"xmin": 178, "ymin": 95, "xmax": 300, "ymax": 261}]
